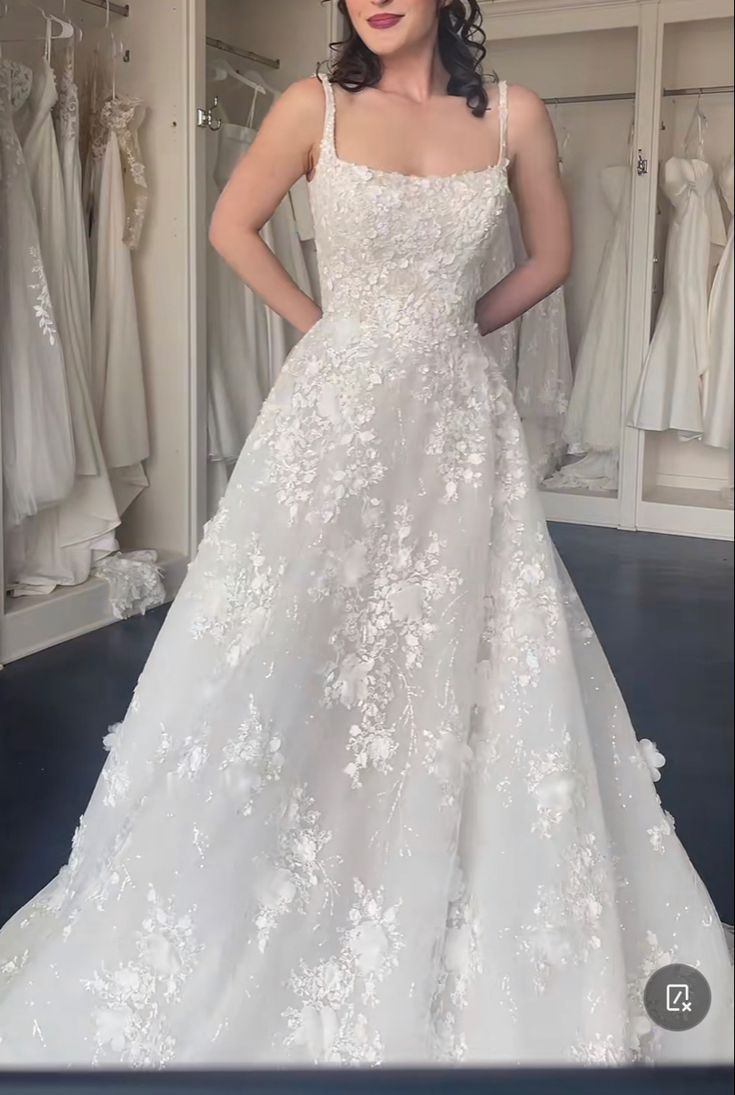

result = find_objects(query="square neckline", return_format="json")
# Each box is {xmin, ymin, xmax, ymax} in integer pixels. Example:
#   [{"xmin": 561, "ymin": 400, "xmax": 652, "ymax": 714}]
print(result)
[{"xmin": 308, "ymin": 71, "xmax": 510, "ymax": 187}]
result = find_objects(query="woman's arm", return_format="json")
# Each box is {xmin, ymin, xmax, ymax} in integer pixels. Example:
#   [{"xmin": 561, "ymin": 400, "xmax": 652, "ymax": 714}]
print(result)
[
  {"xmin": 208, "ymin": 77, "xmax": 324, "ymax": 336},
  {"xmin": 475, "ymin": 84, "xmax": 572, "ymax": 336}
]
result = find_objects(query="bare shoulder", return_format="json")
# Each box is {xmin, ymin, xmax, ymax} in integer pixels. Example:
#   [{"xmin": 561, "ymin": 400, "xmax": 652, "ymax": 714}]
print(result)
[
  {"xmin": 279, "ymin": 75, "xmax": 327, "ymax": 118},
  {"xmin": 259, "ymin": 75, "xmax": 325, "ymax": 134},
  {"xmin": 501, "ymin": 82, "xmax": 556, "ymax": 162},
  {"xmin": 505, "ymin": 83, "xmax": 550, "ymax": 127}
]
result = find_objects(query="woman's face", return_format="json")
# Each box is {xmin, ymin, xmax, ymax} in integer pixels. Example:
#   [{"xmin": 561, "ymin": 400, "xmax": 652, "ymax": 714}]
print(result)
[{"xmin": 344, "ymin": 0, "xmax": 445, "ymax": 58}]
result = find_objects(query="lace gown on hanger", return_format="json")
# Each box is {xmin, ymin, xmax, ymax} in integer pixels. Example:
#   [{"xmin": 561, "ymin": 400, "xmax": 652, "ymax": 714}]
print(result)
[
  {"xmin": 0, "ymin": 75, "xmax": 732, "ymax": 1069},
  {"xmin": 9, "ymin": 50, "xmax": 121, "ymax": 595},
  {"xmin": 88, "ymin": 92, "xmax": 150, "ymax": 516},
  {"xmin": 0, "ymin": 59, "xmax": 74, "ymax": 531}
]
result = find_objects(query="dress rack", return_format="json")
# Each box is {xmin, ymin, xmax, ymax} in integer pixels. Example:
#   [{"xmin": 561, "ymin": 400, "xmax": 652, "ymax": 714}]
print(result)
[
  {"xmin": 206, "ymin": 35, "xmax": 279, "ymax": 71},
  {"xmin": 79, "ymin": 0, "xmax": 129, "ymax": 15},
  {"xmin": 543, "ymin": 83, "xmax": 734, "ymax": 105}
]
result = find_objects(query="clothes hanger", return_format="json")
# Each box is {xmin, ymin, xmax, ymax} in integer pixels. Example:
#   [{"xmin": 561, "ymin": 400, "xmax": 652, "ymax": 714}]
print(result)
[
  {"xmin": 240, "ymin": 66, "xmax": 280, "ymax": 100},
  {"xmin": 208, "ymin": 55, "xmax": 271, "ymax": 100},
  {"xmin": 206, "ymin": 56, "xmax": 275, "ymax": 130},
  {"xmin": 550, "ymin": 104, "xmax": 570, "ymax": 173},
  {"xmin": 683, "ymin": 94, "xmax": 707, "ymax": 161},
  {"xmin": 100, "ymin": 0, "xmax": 125, "ymax": 102},
  {"xmin": 0, "ymin": 1, "xmax": 73, "ymax": 44},
  {"xmin": 56, "ymin": 0, "xmax": 83, "ymax": 47}
]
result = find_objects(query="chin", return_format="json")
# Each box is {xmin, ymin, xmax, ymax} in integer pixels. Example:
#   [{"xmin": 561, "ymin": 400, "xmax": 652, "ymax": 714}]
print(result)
[{"xmin": 359, "ymin": 32, "xmax": 410, "ymax": 58}]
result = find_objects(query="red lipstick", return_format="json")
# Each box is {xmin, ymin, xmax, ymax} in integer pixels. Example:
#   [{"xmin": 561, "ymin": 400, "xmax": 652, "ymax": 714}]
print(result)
[{"xmin": 367, "ymin": 13, "xmax": 403, "ymax": 29}]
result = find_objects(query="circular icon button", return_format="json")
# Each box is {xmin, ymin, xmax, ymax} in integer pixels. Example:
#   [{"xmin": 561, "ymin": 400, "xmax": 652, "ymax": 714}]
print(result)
[{"xmin": 644, "ymin": 963, "xmax": 712, "ymax": 1032}]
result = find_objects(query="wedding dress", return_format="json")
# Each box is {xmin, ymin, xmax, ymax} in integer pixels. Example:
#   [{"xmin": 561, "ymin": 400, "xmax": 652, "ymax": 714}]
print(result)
[
  {"xmin": 207, "ymin": 118, "xmax": 315, "ymax": 515},
  {"xmin": 7, "ymin": 51, "xmax": 120, "ymax": 595},
  {"xmin": 545, "ymin": 165, "xmax": 632, "ymax": 493},
  {"xmin": 479, "ymin": 202, "xmax": 518, "ymax": 393},
  {"xmin": 88, "ymin": 92, "xmax": 150, "ymax": 516},
  {"xmin": 53, "ymin": 42, "xmax": 92, "ymax": 380},
  {"xmin": 702, "ymin": 153, "xmax": 734, "ymax": 454},
  {"xmin": 0, "ymin": 74, "xmax": 732, "ymax": 1069},
  {"xmin": 0, "ymin": 59, "xmax": 74, "ymax": 530},
  {"xmin": 628, "ymin": 155, "xmax": 727, "ymax": 439}
]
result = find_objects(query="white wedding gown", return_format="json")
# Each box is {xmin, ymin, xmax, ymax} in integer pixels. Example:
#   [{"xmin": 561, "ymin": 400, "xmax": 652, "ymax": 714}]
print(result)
[
  {"xmin": 546, "ymin": 165, "xmax": 632, "ymax": 493},
  {"xmin": 702, "ymin": 153, "xmax": 734, "ymax": 454},
  {"xmin": 88, "ymin": 92, "xmax": 150, "ymax": 516},
  {"xmin": 7, "ymin": 53, "xmax": 120, "ymax": 596},
  {"xmin": 0, "ymin": 75, "xmax": 732, "ymax": 1069},
  {"xmin": 628, "ymin": 156, "xmax": 727, "ymax": 439},
  {"xmin": 0, "ymin": 59, "xmax": 75, "ymax": 531}
]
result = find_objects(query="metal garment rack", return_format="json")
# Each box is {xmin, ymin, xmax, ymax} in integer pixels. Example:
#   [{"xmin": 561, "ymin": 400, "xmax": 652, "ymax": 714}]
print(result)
[
  {"xmin": 206, "ymin": 34, "xmax": 279, "ymax": 71},
  {"xmin": 543, "ymin": 84, "xmax": 734, "ymax": 105},
  {"xmin": 79, "ymin": 0, "xmax": 129, "ymax": 15}
]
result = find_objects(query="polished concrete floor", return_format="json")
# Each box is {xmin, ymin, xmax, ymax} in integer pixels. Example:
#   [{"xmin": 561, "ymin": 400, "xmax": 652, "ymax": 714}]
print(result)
[{"xmin": 0, "ymin": 523, "xmax": 733, "ymax": 929}]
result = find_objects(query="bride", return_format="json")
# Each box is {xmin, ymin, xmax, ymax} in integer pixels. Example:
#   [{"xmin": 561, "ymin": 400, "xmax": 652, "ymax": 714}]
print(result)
[{"xmin": 0, "ymin": 0, "xmax": 732, "ymax": 1068}]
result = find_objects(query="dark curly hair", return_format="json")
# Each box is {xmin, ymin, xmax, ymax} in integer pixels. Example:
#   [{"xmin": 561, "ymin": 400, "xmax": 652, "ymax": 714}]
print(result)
[{"xmin": 319, "ymin": 0, "xmax": 496, "ymax": 118}]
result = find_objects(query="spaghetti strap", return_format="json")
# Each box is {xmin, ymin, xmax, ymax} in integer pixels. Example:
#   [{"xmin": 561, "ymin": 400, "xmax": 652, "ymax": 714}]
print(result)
[
  {"xmin": 316, "ymin": 70, "xmax": 336, "ymax": 160},
  {"xmin": 497, "ymin": 79, "xmax": 509, "ymax": 165}
]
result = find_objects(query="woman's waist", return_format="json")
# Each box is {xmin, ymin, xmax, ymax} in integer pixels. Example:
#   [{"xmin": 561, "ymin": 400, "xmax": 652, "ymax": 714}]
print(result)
[{"xmin": 319, "ymin": 301, "xmax": 482, "ymax": 352}]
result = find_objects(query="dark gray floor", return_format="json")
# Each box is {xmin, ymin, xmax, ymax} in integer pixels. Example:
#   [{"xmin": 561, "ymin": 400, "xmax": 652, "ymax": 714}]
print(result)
[{"xmin": 0, "ymin": 524, "xmax": 733, "ymax": 929}]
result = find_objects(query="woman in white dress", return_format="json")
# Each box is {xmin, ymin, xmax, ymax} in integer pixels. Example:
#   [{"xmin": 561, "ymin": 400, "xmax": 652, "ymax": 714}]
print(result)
[{"xmin": 0, "ymin": 0, "xmax": 732, "ymax": 1069}]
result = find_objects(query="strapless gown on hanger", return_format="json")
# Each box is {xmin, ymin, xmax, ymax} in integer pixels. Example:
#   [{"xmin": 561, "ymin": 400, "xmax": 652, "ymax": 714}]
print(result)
[
  {"xmin": 0, "ymin": 74, "xmax": 732, "ymax": 1069},
  {"xmin": 702, "ymin": 154, "xmax": 734, "ymax": 457},
  {"xmin": 629, "ymin": 156, "xmax": 727, "ymax": 439}
]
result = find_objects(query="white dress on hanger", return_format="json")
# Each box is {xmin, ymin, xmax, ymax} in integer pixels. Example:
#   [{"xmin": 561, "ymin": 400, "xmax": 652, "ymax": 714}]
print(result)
[
  {"xmin": 0, "ymin": 73, "xmax": 732, "ymax": 1069},
  {"xmin": 628, "ymin": 156, "xmax": 727, "ymax": 439},
  {"xmin": 0, "ymin": 59, "xmax": 74, "ymax": 531},
  {"xmin": 88, "ymin": 92, "xmax": 150, "ymax": 516},
  {"xmin": 207, "ymin": 119, "xmax": 315, "ymax": 516},
  {"xmin": 702, "ymin": 153, "xmax": 734, "ymax": 455},
  {"xmin": 54, "ymin": 41, "xmax": 93, "ymax": 384},
  {"xmin": 545, "ymin": 165, "xmax": 632, "ymax": 493},
  {"xmin": 8, "ymin": 56, "xmax": 120, "ymax": 595}
]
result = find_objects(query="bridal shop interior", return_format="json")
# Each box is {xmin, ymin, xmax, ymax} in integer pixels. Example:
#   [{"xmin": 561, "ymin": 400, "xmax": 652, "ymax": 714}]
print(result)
[
  {"xmin": 1, "ymin": 0, "xmax": 733, "ymax": 662},
  {"xmin": 0, "ymin": 0, "xmax": 733, "ymax": 1088}
]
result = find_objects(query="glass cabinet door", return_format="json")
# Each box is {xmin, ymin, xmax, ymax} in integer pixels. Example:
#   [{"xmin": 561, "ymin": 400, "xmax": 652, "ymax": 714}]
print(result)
[
  {"xmin": 631, "ymin": 1, "xmax": 734, "ymax": 538},
  {"xmin": 480, "ymin": 4, "xmax": 642, "ymax": 528}
]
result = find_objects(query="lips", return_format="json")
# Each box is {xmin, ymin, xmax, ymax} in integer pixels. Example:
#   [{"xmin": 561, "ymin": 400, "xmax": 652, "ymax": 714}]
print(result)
[{"xmin": 367, "ymin": 13, "xmax": 403, "ymax": 29}]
